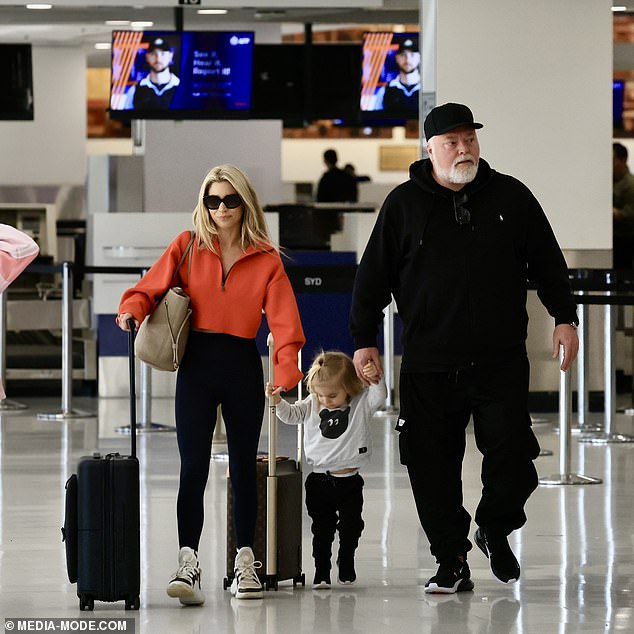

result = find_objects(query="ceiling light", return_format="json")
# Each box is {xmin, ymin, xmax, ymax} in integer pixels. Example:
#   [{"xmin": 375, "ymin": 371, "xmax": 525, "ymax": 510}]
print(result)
[
  {"xmin": 94, "ymin": 43, "xmax": 112, "ymax": 50},
  {"xmin": 198, "ymin": 9, "xmax": 228, "ymax": 15},
  {"xmin": 130, "ymin": 21, "xmax": 154, "ymax": 28},
  {"xmin": 612, "ymin": 5, "xmax": 628, "ymax": 11},
  {"xmin": 105, "ymin": 20, "xmax": 131, "ymax": 26},
  {"xmin": 26, "ymin": 3, "xmax": 52, "ymax": 9}
]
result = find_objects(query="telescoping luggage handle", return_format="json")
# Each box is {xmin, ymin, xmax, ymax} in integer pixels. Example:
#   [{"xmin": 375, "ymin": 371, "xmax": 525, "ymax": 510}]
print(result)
[{"xmin": 127, "ymin": 319, "xmax": 137, "ymax": 459}]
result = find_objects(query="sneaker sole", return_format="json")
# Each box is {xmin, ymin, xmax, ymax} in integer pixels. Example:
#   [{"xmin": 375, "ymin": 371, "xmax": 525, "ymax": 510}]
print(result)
[
  {"xmin": 230, "ymin": 581, "xmax": 263, "ymax": 600},
  {"xmin": 424, "ymin": 578, "xmax": 474, "ymax": 594},
  {"xmin": 337, "ymin": 578, "xmax": 356, "ymax": 586},
  {"xmin": 474, "ymin": 530, "xmax": 520, "ymax": 584},
  {"xmin": 313, "ymin": 581, "xmax": 331, "ymax": 589},
  {"xmin": 166, "ymin": 582, "xmax": 205, "ymax": 605}
]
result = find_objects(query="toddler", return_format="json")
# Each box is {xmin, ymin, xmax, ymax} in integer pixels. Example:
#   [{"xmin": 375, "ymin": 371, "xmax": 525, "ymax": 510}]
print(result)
[{"xmin": 266, "ymin": 350, "xmax": 386, "ymax": 588}]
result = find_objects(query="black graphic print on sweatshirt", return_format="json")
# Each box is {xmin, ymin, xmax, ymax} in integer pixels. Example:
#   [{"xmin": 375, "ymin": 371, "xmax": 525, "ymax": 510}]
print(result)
[{"xmin": 318, "ymin": 407, "xmax": 350, "ymax": 439}]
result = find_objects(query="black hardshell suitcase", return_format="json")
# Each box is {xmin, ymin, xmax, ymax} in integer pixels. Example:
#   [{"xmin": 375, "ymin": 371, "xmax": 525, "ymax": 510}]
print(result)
[
  {"xmin": 62, "ymin": 323, "xmax": 140, "ymax": 611},
  {"xmin": 223, "ymin": 333, "xmax": 305, "ymax": 591}
]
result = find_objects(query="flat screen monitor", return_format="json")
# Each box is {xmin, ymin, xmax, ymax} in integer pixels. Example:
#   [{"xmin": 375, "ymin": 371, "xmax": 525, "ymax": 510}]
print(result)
[
  {"xmin": 251, "ymin": 43, "xmax": 362, "ymax": 124},
  {"xmin": 251, "ymin": 44, "xmax": 305, "ymax": 122},
  {"xmin": 109, "ymin": 30, "xmax": 254, "ymax": 120},
  {"xmin": 360, "ymin": 32, "xmax": 419, "ymax": 123},
  {"xmin": 311, "ymin": 44, "xmax": 362, "ymax": 121},
  {"xmin": 0, "ymin": 44, "xmax": 34, "ymax": 121}
]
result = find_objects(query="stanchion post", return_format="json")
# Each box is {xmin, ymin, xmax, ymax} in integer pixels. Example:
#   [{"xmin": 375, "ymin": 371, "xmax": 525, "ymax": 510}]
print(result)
[
  {"xmin": 572, "ymin": 300, "xmax": 601, "ymax": 433},
  {"xmin": 0, "ymin": 291, "xmax": 27, "ymax": 411},
  {"xmin": 378, "ymin": 299, "xmax": 397, "ymax": 413},
  {"xmin": 37, "ymin": 262, "xmax": 94, "ymax": 421},
  {"xmin": 579, "ymin": 272, "xmax": 634, "ymax": 444},
  {"xmin": 539, "ymin": 348, "xmax": 602, "ymax": 485}
]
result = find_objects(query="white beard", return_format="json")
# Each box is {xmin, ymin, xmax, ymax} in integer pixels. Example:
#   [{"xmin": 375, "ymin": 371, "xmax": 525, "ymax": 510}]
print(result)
[{"xmin": 436, "ymin": 158, "xmax": 479, "ymax": 185}]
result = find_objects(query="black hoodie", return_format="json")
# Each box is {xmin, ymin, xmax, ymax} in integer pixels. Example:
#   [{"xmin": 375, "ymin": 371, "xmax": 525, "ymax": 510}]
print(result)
[{"xmin": 349, "ymin": 157, "xmax": 578, "ymax": 372}]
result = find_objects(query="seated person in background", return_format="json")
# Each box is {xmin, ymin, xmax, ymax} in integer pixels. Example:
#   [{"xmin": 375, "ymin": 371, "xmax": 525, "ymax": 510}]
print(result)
[{"xmin": 317, "ymin": 149, "xmax": 358, "ymax": 203}]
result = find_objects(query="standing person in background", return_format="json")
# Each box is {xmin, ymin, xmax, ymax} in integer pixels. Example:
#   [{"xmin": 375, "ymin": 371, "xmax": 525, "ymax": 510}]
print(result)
[
  {"xmin": 117, "ymin": 164, "xmax": 305, "ymax": 603},
  {"xmin": 613, "ymin": 142, "xmax": 634, "ymax": 269},
  {"xmin": 350, "ymin": 102, "xmax": 578, "ymax": 594},
  {"xmin": 266, "ymin": 352, "xmax": 386, "ymax": 588},
  {"xmin": 316, "ymin": 149, "xmax": 358, "ymax": 203}
]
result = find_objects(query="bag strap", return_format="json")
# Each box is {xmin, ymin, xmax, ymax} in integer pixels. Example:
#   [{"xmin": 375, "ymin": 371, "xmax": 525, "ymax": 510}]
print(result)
[{"xmin": 172, "ymin": 231, "xmax": 195, "ymax": 286}]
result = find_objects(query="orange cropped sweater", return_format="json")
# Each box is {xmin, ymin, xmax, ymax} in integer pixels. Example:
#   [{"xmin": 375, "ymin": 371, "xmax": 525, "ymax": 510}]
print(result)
[{"xmin": 119, "ymin": 231, "xmax": 305, "ymax": 389}]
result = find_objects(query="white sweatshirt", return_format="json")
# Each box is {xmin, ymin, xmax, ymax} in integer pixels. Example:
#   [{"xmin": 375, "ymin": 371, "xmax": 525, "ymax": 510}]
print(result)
[{"xmin": 276, "ymin": 378, "xmax": 387, "ymax": 473}]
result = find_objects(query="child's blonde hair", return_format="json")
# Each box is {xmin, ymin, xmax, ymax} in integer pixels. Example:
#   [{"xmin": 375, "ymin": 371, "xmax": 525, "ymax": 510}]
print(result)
[{"xmin": 305, "ymin": 351, "xmax": 364, "ymax": 399}]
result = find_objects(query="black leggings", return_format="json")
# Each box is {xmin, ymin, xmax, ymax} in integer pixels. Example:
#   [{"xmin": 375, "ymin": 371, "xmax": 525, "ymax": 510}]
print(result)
[{"xmin": 175, "ymin": 331, "xmax": 264, "ymax": 551}]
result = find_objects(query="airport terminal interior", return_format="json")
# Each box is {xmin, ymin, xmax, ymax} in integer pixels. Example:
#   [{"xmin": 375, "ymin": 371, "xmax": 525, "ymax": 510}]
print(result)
[{"xmin": 1, "ymin": 1, "xmax": 634, "ymax": 633}]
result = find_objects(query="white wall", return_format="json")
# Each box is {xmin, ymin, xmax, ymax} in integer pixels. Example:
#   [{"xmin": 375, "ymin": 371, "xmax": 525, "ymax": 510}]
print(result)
[
  {"xmin": 143, "ymin": 119, "xmax": 284, "ymax": 211},
  {"xmin": 0, "ymin": 47, "xmax": 86, "ymax": 186},
  {"xmin": 435, "ymin": 0, "xmax": 612, "ymax": 251}
]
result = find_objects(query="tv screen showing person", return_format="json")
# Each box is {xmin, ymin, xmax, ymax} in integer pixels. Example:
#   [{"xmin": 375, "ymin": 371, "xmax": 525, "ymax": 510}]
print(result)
[
  {"xmin": 110, "ymin": 30, "xmax": 254, "ymax": 117},
  {"xmin": 360, "ymin": 32, "xmax": 420, "ymax": 118}
]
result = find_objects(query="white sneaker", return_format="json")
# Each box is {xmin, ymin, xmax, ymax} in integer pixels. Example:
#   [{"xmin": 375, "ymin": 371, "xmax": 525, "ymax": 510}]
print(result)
[
  {"xmin": 166, "ymin": 547, "xmax": 205, "ymax": 606},
  {"xmin": 230, "ymin": 547, "xmax": 263, "ymax": 600}
]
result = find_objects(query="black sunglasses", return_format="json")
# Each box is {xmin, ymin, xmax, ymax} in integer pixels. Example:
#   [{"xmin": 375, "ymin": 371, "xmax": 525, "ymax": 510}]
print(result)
[
  {"xmin": 203, "ymin": 193, "xmax": 242, "ymax": 210},
  {"xmin": 453, "ymin": 194, "xmax": 471, "ymax": 226}
]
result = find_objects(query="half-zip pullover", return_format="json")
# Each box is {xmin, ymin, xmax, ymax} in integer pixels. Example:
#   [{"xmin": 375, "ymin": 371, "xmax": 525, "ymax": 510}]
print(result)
[{"xmin": 119, "ymin": 231, "xmax": 305, "ymax": 388}]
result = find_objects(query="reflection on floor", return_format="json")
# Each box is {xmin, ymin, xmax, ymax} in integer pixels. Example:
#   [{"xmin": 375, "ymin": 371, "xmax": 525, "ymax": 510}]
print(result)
[{"xmin": 0, "ymin": 396, "xmax": 633, "ymax": 634}]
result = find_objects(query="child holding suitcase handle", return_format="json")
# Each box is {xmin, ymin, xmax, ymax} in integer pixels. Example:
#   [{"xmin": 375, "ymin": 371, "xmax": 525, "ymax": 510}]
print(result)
[{"xmin": 266, "ymin": 350, "xmax": 386, "ymax": 588}]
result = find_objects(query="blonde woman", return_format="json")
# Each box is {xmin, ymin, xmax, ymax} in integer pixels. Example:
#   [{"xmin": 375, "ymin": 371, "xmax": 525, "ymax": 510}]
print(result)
[
  {"xmin": 117, "ymin": 165, "xmax": 305, "ymax": 602},
  {"xmin": 266, "ymin": 351, "xmax": 386, "ymax": 588}
]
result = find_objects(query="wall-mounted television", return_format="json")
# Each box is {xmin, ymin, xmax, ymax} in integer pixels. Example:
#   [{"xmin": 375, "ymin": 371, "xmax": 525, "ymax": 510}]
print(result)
[
  {"xmin": 360, "ymin": 32, "xmax": 419, "ymax": 123},
  {"xmin": 0, "ymin": 44, "xmax": 34, "ymax": 121},
  {"xmin": 251, "ymin": 43, "xmax": 362, "ymax": 124},
  {"xmin": 109, "ymin": 30, "xmax": 254, "ymax": 120}
]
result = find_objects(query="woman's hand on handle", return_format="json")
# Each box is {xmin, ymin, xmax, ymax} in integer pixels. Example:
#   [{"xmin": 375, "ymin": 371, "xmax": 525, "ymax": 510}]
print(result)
[{"xmin": 116, "ymin": 313, "xmax": 138, "ymax": 332}]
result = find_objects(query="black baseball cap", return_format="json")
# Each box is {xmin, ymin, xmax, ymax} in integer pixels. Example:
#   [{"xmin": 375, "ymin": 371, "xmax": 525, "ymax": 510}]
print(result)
[
  {"xmin": 397, "ymin": 37, "xmax": 419, "ymax": 54},
  {"xmin": 146, "ymin": 36, "xmax": 172, "ymax": 53},
  {"xmin": 424, "ymin": 102, "xmax": 483, "ymax": 140}
]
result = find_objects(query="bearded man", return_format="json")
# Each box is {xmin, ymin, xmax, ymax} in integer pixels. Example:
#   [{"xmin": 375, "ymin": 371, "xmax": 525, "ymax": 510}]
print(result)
[{"xmin": 349, "ymin": 102, "xmax": 578, "ymax": 594}]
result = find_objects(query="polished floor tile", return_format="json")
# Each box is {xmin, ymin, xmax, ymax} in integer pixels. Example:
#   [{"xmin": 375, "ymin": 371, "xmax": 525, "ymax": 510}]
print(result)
[{"xmin": 0, "ymin": 396, "xmax": 633, "ymax": 633}]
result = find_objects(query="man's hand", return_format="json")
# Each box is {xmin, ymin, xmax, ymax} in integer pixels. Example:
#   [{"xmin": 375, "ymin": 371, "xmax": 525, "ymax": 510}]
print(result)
[
  {"xmin": 353, "ymin": 347, "xmax": 382, "ymax": 383},
  {"xmin": 552, "ymin": 324, "xmax": 579, "ymax": 371}
]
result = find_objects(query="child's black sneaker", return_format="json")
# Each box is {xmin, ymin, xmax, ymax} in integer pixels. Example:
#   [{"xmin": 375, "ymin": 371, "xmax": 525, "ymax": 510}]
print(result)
[
  {"xmin": 336, "ymin": 556, "xmax": 356, "ymax": 585},
  {"xmin": 474, "ymin": 527, "xmax": 520, "ymax": 584},
  {"xmin": 424, "ymin": 558, "xmax": 474, "ymax": 594},
  {"xmin": 313, "ymin": 570, "xmax": 331, "ymax": 589}
]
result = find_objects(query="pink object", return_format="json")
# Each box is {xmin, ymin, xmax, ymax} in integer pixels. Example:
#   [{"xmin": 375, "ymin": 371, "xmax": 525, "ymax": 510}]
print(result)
[{"xmin": 0, "ymin": 224, "xmax": 39, "ymax": 399}]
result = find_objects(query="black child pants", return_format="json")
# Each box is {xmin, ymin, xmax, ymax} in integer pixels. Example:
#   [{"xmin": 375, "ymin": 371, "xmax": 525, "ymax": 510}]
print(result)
[
  {"xmin": 398, "ymin": 355, "xmax": 540, "ymax": 563},
  {"xmin": 175, "ymin": 331, "xmax": 264, "ymax": 551},
  {"xmin": 304, "ymin": 472, "xmax": 365, "ymax": 570}
]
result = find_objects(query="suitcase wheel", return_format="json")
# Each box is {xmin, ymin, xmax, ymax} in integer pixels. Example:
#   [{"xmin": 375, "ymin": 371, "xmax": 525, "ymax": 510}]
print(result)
[
  {"xmin": 79, "ymin": 595, "xmax": 94, "ymax": 611},
  {"xmin": 265, "ymin": 576, "xmax": 278, "ymax": 591},
  {"xmin": 223, "ymin": 577, "xmax": 230, "ymax": 591},
  {"xmin": 125, "ymin": 595, "xmax": 140, "ymax": 610},
  {"xmin": 293, "ymin": 573, "xmax": 306, "ymax": 587}
]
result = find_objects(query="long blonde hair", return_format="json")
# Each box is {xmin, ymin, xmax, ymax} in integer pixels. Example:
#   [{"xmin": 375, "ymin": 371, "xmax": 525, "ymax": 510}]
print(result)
[
  {"xmin": 306, "ymin": 351, "xmax": 364, "ymax": 400},
  {"xmin": 192, "ymin": 164, "xmax": 277, "ymax": 254}
]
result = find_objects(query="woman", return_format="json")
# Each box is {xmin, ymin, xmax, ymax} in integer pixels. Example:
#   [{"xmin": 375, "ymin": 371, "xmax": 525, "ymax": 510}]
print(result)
[{"xmin": 117, "ymin": 165, "xmax": 305, "ymax": 603}]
